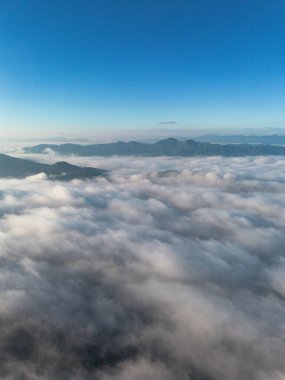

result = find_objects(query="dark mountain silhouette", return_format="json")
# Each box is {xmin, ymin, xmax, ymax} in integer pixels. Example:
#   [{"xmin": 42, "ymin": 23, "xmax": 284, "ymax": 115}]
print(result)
[
  {"xmin": 0, "ymin": 154, "xmax": 106, "ymax": 180},
  {"xmin": 24, "ymin": 137, "xmax": 285, "ymax": 157}
]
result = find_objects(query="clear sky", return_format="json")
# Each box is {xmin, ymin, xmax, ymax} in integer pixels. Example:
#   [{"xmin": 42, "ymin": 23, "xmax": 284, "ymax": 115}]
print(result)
[{"xmin": 0, "ymin": 0, "xmax": 284, "ymax": 136}]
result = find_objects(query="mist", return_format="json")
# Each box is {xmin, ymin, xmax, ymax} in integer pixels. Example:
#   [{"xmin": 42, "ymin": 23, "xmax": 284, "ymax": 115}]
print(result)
[{"xmin": 0, "ymin": 155, "xmax": 285, "ymax": 379}]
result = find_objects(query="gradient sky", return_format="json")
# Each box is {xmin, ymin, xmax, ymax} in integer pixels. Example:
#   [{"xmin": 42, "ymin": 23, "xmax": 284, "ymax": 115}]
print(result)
[{"xmin": 0, "ymin": 0, "xmax": 284, "ymax": 135}]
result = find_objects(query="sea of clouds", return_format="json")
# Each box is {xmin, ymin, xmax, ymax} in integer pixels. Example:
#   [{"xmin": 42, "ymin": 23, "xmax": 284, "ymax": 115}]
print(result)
[{"xmin": 0, "ymin": 153, "xmax": 285, "ymax": 379}]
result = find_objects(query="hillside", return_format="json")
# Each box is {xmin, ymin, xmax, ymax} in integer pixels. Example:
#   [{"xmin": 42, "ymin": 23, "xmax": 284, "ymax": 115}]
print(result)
[{"xmin": 0, "ymin": 154, "xmax": 106, "ymax": 180}]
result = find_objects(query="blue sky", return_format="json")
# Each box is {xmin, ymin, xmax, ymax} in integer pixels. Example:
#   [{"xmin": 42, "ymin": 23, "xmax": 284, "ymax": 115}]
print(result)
[{"xmin": 0, "ymin": 0, "xmax": 284, "ymax": 135}]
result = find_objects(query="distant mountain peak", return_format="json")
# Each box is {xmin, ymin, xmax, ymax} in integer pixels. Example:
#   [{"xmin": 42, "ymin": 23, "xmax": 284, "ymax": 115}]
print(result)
[{"xmin": 23, "ymin": 137, "xmax": 285, "ymax": 157}]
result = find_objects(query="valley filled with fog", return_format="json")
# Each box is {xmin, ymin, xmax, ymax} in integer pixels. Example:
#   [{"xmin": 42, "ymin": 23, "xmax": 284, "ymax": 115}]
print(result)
[{"xmin": 0, "ymin": 153, "xmax": 285, "ymax": 379}]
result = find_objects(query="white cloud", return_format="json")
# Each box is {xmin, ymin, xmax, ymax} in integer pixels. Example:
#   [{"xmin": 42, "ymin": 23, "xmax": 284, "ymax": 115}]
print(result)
[{"xmin": 0, "ymin": 155, "xmax": 284, "ymax": 379}]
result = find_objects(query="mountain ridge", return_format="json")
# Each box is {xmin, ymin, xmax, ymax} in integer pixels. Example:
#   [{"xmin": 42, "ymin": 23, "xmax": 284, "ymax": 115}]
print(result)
[
  {"xmin": 24, "ymin": 138, "xmax": 285, "ymax": 157},
  {"xmin": 0, "ymin": 154, "xmax": 106, "ymax": 180},
  {"xmin": 196, "ymin": 134, "xmax": 285, "ymax": 145}
]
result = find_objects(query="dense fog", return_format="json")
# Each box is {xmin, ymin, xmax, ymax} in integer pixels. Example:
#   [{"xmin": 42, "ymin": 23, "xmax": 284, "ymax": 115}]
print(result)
[{"xmin": 0, "ymin": 154, "xmax": 285, "ymax": 379}]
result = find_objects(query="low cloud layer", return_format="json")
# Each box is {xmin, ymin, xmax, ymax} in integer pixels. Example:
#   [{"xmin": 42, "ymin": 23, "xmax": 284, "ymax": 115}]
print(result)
[{"xmin": 0, "ymin": 155, "xmax": 285, "ymax": 379}]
